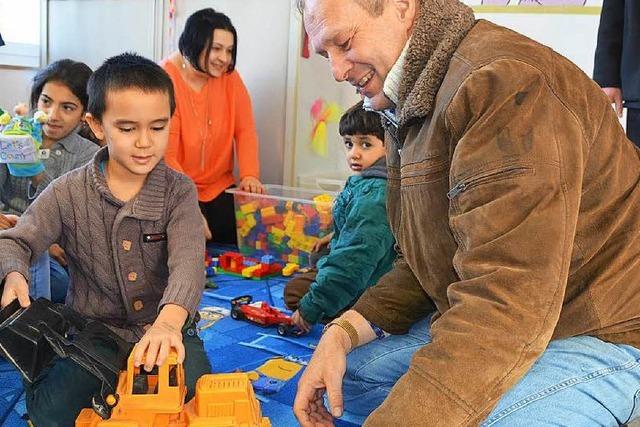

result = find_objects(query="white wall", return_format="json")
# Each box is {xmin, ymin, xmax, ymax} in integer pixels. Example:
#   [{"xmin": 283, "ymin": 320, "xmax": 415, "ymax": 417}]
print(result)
[{"xmin": 0, "ymin": 67, "xmax": 36, "ymax": 110}]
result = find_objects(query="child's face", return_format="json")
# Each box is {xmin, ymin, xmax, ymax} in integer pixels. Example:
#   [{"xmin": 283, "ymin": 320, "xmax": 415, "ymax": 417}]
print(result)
[
  {"xmin": 343, "ymin": 134, "xmax": 386, "ymax": 173},
  {"xmin": 87, "ymin": 88, "xmax": 171, "ymax": 178},
  {"xmin": 37, "ymin": 81, "xmax": 84, "ymax": 142}
]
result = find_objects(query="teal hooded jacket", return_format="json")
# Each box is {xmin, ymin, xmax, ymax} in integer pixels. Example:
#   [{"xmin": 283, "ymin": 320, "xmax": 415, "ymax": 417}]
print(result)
[{"xmin": 298, "ymin": 158, "xmax": 397, "ymax": 324}]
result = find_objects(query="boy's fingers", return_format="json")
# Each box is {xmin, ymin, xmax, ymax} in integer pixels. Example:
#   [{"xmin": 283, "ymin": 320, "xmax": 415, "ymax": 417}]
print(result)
[
  {"xmin": 145, "ymin": 340, "xmax": 161, "ymax": 371},
  {"xmin": 156, "ymin": 340, "xmax": 170, "ymax": 367},
  {"xmin": 172, "ymin": 336, "xmax": 185, "ymax": 363},
  {"xmin": 16, "ymin": 287, "xmax": 30, "ymax": 308},
  {"xmin": 133, "ymin": 341, "xmax": 148, "ymax": 367}
]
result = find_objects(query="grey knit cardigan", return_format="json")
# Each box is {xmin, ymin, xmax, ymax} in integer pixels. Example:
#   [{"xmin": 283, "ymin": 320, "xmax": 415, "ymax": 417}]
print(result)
[{"xmin": 0, "ymin": 147, "xmax": 205, "ymax": 342}]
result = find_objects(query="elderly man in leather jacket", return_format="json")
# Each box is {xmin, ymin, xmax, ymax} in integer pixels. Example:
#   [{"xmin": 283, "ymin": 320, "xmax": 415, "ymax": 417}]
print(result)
[{"xmin": 293, "ymin": 1, "xmax": 640, "ymax": 426}]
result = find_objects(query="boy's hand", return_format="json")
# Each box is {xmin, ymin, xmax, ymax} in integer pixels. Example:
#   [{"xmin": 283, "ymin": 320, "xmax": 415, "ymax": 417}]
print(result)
[
  {"xmin": 48, "ymin": 244, "xmax": 68, "ymax": 267},
  {"xmin": 312, "ymin": 232, "xmax": 334, "ymax": 253},
  {"xmin": 292, "ymin": 309, "xmax": 312, "ymax": 333},
  {"xmin": 134, "ymin": 304, "xmax": 188, "ymax": 371},
  {"xmin": 0, "ymin": 214, "xmax": 19, "ymax": 230},
  {"xmin": 1, "ymin": 271, "xmax": 30, "ymax": 308},
  {"xmin": 134, "ymin": 319, "xmax": 184, "ymax": 372},
  {"xmin": 239, "ymin": 176, "xmax": 264, "ymax": 194}
]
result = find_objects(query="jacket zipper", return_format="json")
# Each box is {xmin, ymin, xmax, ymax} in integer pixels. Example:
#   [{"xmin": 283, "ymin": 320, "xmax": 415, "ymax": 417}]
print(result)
[{"xmin": 447, "ymin": 166, "xmax": 532, "ymax": 200}]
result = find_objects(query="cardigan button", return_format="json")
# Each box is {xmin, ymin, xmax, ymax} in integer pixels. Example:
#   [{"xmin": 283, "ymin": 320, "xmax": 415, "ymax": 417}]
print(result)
[
  {"xmin": 127, "ymin": 272, "xmax": 138, "ymax": 282},
  {"xmin": 122, "ymin": 240, "xmax": 132, "ymax": 251},
  {"xmin": 133, "ymin": 300, "xmax": 144, "ymax": 311}
]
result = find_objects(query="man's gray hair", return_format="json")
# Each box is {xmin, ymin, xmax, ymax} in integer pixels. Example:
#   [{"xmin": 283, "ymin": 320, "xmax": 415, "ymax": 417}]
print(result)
[{"xmin": 296, "ymin": 0, "xmax": 386, "ymax": 17}]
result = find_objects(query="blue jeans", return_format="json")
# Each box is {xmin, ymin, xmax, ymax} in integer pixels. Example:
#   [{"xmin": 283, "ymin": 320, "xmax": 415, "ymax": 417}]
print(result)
[
  {"xmin": 341, "ymin": 315, "xmax": 640, "ymax": 426},
  {"xmin": 29, "ymin": 253, "xmax": 69, "ymax": 303}
]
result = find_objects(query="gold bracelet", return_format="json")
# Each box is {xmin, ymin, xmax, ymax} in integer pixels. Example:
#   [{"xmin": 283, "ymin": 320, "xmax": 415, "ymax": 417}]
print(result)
[{"xmin": 323, "ymin": 318, "xmax": 359, "ymax": 349}]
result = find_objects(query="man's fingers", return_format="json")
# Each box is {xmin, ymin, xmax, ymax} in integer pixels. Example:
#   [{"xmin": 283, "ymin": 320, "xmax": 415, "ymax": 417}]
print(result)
[
  {"xmin": 615, "ymin": 97, "xmax": 623, "ymax": 118},
  {"xmin": 293, "ymin": 382, "xmax": 319, "ymax": 425},
  {"xmin": 325, "ymin": 381, "xmax": 344, "ymax": 418}
]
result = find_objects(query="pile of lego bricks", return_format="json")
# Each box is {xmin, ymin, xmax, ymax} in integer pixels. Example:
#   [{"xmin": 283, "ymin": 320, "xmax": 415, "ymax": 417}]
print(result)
[{"xmin": 234, "ymin": 193, "xmax": 334, "ymax": 267}]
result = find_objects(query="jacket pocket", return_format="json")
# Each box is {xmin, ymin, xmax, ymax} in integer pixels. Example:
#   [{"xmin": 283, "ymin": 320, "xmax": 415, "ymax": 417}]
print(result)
[
  {"xmin": 400, "ymin": 157, "xmax": 448, "ymax": 187},
  {"xmin": 447, "ymin": 164, "xmax": 534, "ymax": 200}
]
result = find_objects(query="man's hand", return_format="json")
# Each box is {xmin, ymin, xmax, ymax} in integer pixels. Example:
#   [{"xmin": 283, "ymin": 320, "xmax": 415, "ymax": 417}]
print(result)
[
  {"xmin": 602, "ymin": 87, "xmax": 623, "ymax": 118},
  {"xmin": 133, "ymin": 304, "xmax": 187, "ymax": 372},
  {"xmin": 1, "ymin": 271, "xmax": 30, "ymax": 308},
  {"xmin": 292, "ymin": 309, "xmax": 312, "ymax": 333},
  {"xmin": 293, "ymin": 326, "xmax": 352, "ymax": 426},
  {"xmin": 0, "ymin": 214, "xmax": 18, "ymax": 230},
  {"xmin": 239, "ymin": 176, "xmax": 265, "ymax": 194},
  {"xmin": 48, "ymin": 244, "xmax": 67, "ymax": 267}
]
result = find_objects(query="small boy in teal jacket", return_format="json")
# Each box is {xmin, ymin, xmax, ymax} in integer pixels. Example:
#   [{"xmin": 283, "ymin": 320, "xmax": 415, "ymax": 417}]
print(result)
[{"xmin": 285, "ymin": 102, "xmax": 396, "ymax": 331}]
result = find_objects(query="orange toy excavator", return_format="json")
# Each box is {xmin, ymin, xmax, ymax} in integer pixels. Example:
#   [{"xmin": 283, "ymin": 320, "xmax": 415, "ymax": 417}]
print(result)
[
  {"xmin": 76, "ymin": 347, "xmax": 271, "ymax": 427},
  {"xmin": 0, "ymin": 298, "xmax": 269, "ymax": 427}
]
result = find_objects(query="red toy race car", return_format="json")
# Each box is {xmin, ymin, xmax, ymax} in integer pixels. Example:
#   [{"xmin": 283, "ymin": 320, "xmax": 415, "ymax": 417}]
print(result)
[{"xmin": 230, "ymin": 295, "xmax": 303, "ymax": 336}]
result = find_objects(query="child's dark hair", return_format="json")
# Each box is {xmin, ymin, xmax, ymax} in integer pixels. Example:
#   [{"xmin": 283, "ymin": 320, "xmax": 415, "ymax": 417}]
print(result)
[
  {"xmin": 30, "ymin": 59, "xmax": 93, "ymax": 112},
  {"xmin": 179, "ymin": 8, "xmax": 237, "ymax": 75},
  {"xmin": 339, "ymin": 101, "xmax": 385, "ymax": 142},
  {"xmin": 87, "ymin": 52, "xmax": 175, "ymax": 121},
  {"xmin": 30, "ymin": 59, "xmax": 99, "ymax": 144}
]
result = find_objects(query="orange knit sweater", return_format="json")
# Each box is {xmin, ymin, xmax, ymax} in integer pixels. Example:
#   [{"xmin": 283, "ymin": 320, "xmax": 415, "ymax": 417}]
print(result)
[{"xmin": 162, "ymin": 61, "xmax": 260, "ymax": 202}]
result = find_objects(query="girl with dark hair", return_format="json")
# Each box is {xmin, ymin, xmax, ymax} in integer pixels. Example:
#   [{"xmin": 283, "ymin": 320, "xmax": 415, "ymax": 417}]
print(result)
[
  {"xmin": 161, "ymin": 8, "xmax": 263, "ymax": 245},
  {"xmin": 0, "ymin": 58, "xmax": 100, "ymax": 303}
]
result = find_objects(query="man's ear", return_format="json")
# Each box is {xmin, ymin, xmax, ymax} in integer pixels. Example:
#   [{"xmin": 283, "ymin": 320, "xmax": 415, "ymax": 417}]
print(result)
[
  {"xmin": 392, "ymin": 0, "xmax": 417, "ymax": 26},
  {"xmin": 84, "ymin": 113, "xmax": 105, "ymax": 142}
]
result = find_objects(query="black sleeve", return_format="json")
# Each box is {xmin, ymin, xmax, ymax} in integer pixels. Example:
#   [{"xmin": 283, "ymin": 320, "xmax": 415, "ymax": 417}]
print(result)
[{"xmin": 593, "ymin": 0, "xmax": 625, "ymax": 88}]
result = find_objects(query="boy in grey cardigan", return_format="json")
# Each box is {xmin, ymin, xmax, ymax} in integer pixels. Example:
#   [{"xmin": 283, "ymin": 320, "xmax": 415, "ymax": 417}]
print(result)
[{"xmin": 0, "ymin": 53, "xmax": 211, "ymax": 426}]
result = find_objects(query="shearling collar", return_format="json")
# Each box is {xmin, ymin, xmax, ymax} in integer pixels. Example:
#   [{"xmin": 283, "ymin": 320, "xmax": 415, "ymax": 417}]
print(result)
[{"xmin": 397, "ymin": 0, "xmax": 476, "ymax": 127}]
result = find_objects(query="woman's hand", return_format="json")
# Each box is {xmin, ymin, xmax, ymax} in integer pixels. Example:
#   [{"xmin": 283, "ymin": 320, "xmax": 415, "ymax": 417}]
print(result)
[
  {"xmin": 48, "ymin": 244, "xmax": 68, "ymax": 267},
  {"xmin": 1, "ymin": 271, "xmax": 30, "ymax": 308},
  {"xmin": 239, "ymin": 176, "xmax": 264, "ymax": 194},
  {"xmin": 200, "ymin": 211, "xmax": 213, "ymax": 240},
  {"xmin": 0, "ymin": 214, "xmax": 19, "ymax": 230},
  {"xmin": 133, "ymin": 304, "xmax": 188, "ymax": 371}
]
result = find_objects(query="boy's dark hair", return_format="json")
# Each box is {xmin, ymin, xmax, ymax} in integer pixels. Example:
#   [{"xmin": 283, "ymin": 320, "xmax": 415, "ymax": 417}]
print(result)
[
  {"xmin": 339, "ymin": 101, "xmax": 385, "ymax": 142},
  {"xmin": 87, "ymin": 52, "xmax": 175, "ymax": 121},
  {"xmin": 179, "ymin": 8, "xmax": 237, "ymax": 75},
  {"xmin": 30, "ymin": 59, "xmax": 93, "ymax": 112}
]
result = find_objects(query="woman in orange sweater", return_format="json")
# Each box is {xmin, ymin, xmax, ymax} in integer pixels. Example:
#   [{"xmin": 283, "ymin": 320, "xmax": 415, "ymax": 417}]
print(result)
[{"xmin": 162, "ymin": 8, "xmax": 263, "ymax": 244}]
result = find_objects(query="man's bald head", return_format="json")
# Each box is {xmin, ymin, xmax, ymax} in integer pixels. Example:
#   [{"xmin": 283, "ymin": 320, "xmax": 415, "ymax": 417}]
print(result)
[{"xmin": 296, "ymin": 0, "xmax": 386, "ymax": 17}]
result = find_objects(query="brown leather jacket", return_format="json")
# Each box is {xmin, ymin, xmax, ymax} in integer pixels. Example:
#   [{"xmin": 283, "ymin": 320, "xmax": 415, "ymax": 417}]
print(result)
[{"xmin": 354, "ymin": 19, "xmax": 640, "ymax": 426}]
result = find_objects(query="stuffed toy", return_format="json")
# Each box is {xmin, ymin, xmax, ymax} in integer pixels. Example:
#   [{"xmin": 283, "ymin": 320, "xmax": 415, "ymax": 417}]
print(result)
[{"xmin": 0, "ymin": 103, "xmax": 48, "ymax": 177}]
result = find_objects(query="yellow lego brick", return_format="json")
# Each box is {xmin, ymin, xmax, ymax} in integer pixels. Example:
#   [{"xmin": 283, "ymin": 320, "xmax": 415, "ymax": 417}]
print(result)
[
  {"xmin": 240, "ymin": 201, "xmax": 258, "ymax": 214},
  {"xmin": 260, "ymin": 206, "xmax": 276, "ymax": 217},
  {"xmin": 242, "ymin": 264, "xmax": 261, "ymax": 278},
  {"xmin": 282, "ymin": 263, "xmax": 300, "ymax": 277}
]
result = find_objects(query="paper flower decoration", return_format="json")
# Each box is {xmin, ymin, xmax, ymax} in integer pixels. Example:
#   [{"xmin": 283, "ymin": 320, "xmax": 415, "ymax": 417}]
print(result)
[{"xmin": 309, "ymin": 98, "xmax": 341, "ymax": 158}]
